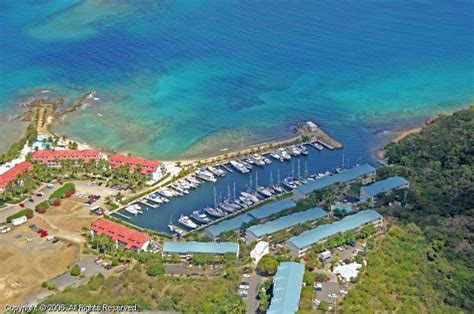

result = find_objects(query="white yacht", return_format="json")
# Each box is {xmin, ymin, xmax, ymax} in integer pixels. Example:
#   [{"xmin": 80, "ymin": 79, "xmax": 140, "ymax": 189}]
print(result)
[
  {"xmin": 208, "ymin": 166, "xmax": 226, "ymax": 177},
  {"xmin": 230, "ymin": 160, "xmax": 250, "ymax": 173},
  {"xmin": 178, "ymin": 215, "xmax": 198, "ymax": 229},
  {"xmin": 124, "ymin": 204, "xmax": 140, "ymax": 216},
  {"xmin": 278, "ymin": 148, "xmax": 292, "ymax": 160},
  {"xmin": 196, "ymin": 168, "xmax": 217, "ymax": 182}
]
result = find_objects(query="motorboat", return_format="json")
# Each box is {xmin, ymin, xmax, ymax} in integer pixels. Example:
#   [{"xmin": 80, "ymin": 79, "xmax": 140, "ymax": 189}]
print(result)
[
  {"xmin": 124, "ymin": 204, "xmax": 140, "ymax": 216},
  {"xmin": 263, "ymin": 156, "xmax": 272, "ymax": 164},
  {"xmin": 230, "ymin": 160, "xmax": 250, "ymax": 173},
  {"xmin": 251, "ymin": 154, "xmax": 266, "ymax": 166},
  {"xmin": 196, "ymin": 168, "xmax": 217, "ymax": 182},
  {"xmin": 178, "ymin": 215, "xmax": 198, "ymax": 229},
  {"xmin": 158, "ymin": 189, "xmax": 174, "ymax": 198},
  {"xmin": 282, "ymin": 177, "xmax": 298, "ymax": 189},
  {"xmin": 270, "ymin": 151, "xmax": 281, "ymax": 160},
  {"xmin": 310, "ymin": 142, "xmax": 324, "ymax": 151},
  {"xmin": 240, "ymin": 160, "xmax": 253, "ymax": 169},
  {"xmin": 208, "ymin": 166, "xmax": 226, "ymax": 177},
  {"xmin": 257, "ymin": 186, "xmax": 273, "ymax": 198},
  {"xmin": 278, "ymin": 148, "xmax": 291, "ymax": 160},
  {"xmin": 299, "ymin": 145, "xmax": 309, "ymax": 156},
  {"xmin": 272, "ymin": 185, "xmax": 285, "ymax": 194},
  {"xmin": 191, "ymin": 210, "xmax": 212, "ymax": 224}
]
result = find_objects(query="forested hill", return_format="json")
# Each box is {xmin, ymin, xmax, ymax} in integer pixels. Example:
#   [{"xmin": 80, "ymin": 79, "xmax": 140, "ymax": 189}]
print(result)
[{"xmin": 342, "ymin": 106, "xmax": 473, "ymax": 312}]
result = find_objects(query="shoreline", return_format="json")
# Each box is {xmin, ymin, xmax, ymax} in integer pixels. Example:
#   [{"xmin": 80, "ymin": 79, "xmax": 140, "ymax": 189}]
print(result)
[{"xmin": 2, "ymin": 90, "xmax": 472, "ymax": 165}]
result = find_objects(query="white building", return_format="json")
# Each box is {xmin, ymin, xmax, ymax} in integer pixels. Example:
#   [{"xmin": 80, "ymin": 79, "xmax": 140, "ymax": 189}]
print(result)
[{"xmin": 250, "ymin": 241, "xmax": 269, "ymax": 263}]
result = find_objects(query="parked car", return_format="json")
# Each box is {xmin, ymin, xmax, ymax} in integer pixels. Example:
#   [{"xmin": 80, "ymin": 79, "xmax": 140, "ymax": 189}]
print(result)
[
  {"xmin": 0, "ymin": 225, "xmax": 11, "ymax": 233},
  {"xmin": 28, "ymin": 198, "xmax": 34, "ymax": 203},
  {"xmin": 19, "ymin": 203, "xmax": 25, "ymax": 208},
  {"xmin": 52, "ymin": 238, "xmax": 60, "ymax": 244}
]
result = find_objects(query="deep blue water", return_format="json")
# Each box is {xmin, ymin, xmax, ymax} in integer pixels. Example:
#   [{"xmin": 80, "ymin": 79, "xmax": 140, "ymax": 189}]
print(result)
[{"xmin": 1, "ymin": 0, "xmax": 473, "ymax": 159}]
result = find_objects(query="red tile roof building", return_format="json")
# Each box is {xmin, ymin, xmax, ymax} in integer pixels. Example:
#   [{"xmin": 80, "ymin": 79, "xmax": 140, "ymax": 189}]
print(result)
[
  {"xmin": 32, "ymin": 149, "xmax": 101, "ymax": 166},
  {"xmin": 108, "ymin": 154, "xmax": 164, "ymax": 181},
  {"xmin": 0, "ymin": 162, "xmax": 33, "ymax": 189},
  {"xmin": 90, "ymin": 219, "xmax": 151, "ymax": 251}
]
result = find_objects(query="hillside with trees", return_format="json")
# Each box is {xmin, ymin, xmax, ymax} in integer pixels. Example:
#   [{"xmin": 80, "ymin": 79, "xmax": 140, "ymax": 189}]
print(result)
[{"xmin": 342, "ymin": 107, "xmax": 473, "ymax": 312}]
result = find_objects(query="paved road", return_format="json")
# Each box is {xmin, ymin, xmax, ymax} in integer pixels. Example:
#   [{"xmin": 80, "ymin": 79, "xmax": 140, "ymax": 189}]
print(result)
[
  {"xmin": 245, "ymin": 273, "xmax": 265, "ymax": 314},
  {"xmin": 0, "ymin": 183, "xmax": 59, "ymax": 223}
]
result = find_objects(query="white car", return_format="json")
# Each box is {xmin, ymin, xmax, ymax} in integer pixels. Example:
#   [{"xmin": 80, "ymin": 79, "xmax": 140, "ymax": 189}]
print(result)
[
  {"xmin": 239, "ymin": 284, "xmax": 250, "ymax": 290},
  {"xmin": 239, "ymin": 290, "xmax": 248, "ymax": 297},
  {"xmin": 242, "ymin": 274, "xmax": 250, "ymax": 279},
  {"xmin": 0, "ymin": 225, "xmax": 11, "ymax": 233}
]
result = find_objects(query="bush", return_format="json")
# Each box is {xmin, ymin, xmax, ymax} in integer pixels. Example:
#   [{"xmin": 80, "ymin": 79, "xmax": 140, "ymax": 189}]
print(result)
[
  {"xmin": 49, "ymin": 183, "xmax": 76, "ymax": 201},
  {"xmin": 41, "ymin": 281, "xmax": 48, "ymax": 288},
  {"xmin": 111, "ymin": 258, "xmax": 119, "ymax": 267},
  {"xmin": 52, "ymin": 199, "xmax": 61, "ymax": 207},
  {"xmin": 35, "ymin": 200, "xmax": 50, "ymax": 213},
  {"xmin": 6, "ymin": 209, "xmax": 34, "ymax": 223},
  {"xmin": 70, "ymin": 264, "xmax": 81, "ymax": 276},
  {"xmin": 47, "ymin": 283, "xmax": 56, "ymax": 290}
]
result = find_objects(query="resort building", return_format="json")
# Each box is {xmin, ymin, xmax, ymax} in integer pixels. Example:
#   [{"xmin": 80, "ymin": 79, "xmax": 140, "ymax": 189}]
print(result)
[
  {"xmin": 0, "ymin": 162, "xmax": 33, "ymax": 190},
  {"xmin": 267, "ymin": 262, "xmax": 305, "ymax": 314},
  {"xmin": 32, "ymin": 149, "xmax": 101, "ymax": 167},
  {"xmin": 250, "ymin": 241, "xmax": 269, "ymax": 263},
  {"xmin": 90, "ymin": 219, "xmax": 151, "ymax": 251},
  {"xmin": 108, "ymin": 154, "xmax": 165, "ymax": 182},
  {"xmin": 245, "ymin": 207, "xmax": 328, "ymax": 243},
  {"xmin": 162, "ymin": 241, "xmax": 239, "ymax": 257},
  {"xmin": 204, "ymin": 199, "xmax": 297, "ymax": 240},
  {"xmin": 359, "ymin": 176, "xmax": 409, "ymax": 205},
  {"xmin": 292, "ymin": 164, "xmax": 376, "ymax": 201},
  {"xmin": 286, "ymin": 209, "xmax": 383, "ymax": 257}
]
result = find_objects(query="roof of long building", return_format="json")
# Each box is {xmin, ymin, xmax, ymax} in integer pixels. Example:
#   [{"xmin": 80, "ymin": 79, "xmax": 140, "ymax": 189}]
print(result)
[
  {"xmin": 205, "ymin": 199, "xmax": 297, "ymax": 238},
  {"xmin": 295, "ymin": 164, "xmax": 376, "ymax": 195},
  {"xmin": 287, "ymin": 209, "xmax": 382, "ymax": 249},
  {"xmin": 247, "ymin": 207, "xmax": 327, "ymax": 238},
  {"xmin": 360, "ymin": 176, "xmax": 409, "ymax": 198},
  {"xmin": 0, "ymin": 162, "xmax": 32, "ymax": 188},
  {"xmin": 108, "ymin": 154, "xmax": 161, "ymax": 173},
  {"xmin": 205, "ymin": 214, "xmax": 253, "ymax": 238},
  {"xmin": 247, "ymin": 199, "xmax": 296, "ymax": 219},
  {"xmin": 91, "ymin": 219, "xmax": 151, "ymax": 249},
  {"xmin": 267, "ymin": 262, "xmax": 305, "ymax": 314},
  {"xmin": 162, "ymin": 241, "xmax": 239, "ymax": 255}
]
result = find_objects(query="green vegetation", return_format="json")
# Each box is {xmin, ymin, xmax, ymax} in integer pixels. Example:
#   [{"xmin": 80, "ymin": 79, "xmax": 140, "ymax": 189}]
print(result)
[
  {"xmin": 341, "ymin": 225, "xmax": 456, "ymax": 312},
  {"xmin": 70, "ymin": 265, "xmax": 81, "ymax": 277},
  {"xmin": 6, "ymin": 208, "xmax": 33, "ymax": 223},
  {"xmin": 257, "ymin": 279, "xmax": 273, "ymax": 313},
  {"xmin": 44, "ymin": 265, "xmax": 245, "ymax": 313},
  {"xmin": 343, "ymin": 107, "xmax": 474, "ymax": 312},
  {"xmin": 0, "ymin": 123, "xmax": 37, "ymax": 164},
  {"xmin": 49, "ymin": 182, "xmax": 75, "ymax": 201},
  {"xmin": 256, "ymin": 254, "xmax": 279, "ymax": 276}
]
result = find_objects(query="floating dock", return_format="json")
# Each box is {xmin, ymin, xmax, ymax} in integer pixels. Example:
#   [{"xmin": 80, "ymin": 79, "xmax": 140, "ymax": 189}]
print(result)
[
  {"xmin": 316, "ymin": 140, "xmax": 334, "ymax": 150},
  {"xmin": 221, "ymin": 164, "xmax": 234, "ymax": 173},
  {"xmin": 114, "ymin": 212, "xmax": 132, "ymax": 220}
]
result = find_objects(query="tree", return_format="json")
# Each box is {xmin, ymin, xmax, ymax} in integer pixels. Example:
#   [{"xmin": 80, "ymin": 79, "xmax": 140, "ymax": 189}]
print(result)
[
  {"xmin": 146, "ymin": 261, "xmax": 164, "ymax": 277},
  {"xmin": 319, "ymin": 301, "xmax": 329, "ymax": 312},
  {"xmin": 256, "ymin": 255, "xmax": 278, "ymax": 276},
  {"xmin": 70, "ymin": 264, "xmax": 81, "ymax": 276}
]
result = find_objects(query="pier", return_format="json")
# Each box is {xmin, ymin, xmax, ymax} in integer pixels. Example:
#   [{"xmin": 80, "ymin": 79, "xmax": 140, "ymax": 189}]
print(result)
[
  {"xmin": 221, "ymin": 164, "xmax": 234, "ymax": 173},
  {"xmin": 114, "ymin": 212, "xmax": 132, "ymax": 220},
  {"xmin": 316, "ymin": 140, "xmax": 334, "ymax": 150}
]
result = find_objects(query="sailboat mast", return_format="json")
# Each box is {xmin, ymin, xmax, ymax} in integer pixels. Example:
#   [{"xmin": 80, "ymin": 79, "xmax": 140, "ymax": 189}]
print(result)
[{"xmin": 277, "ymin": 168, "xmax": 281, "ymax": 185}]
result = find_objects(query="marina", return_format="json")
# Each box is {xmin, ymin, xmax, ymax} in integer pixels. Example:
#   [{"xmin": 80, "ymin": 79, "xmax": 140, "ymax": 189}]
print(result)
[{"xmin": 111, "ymin": 143, "xmax": 368, "ymax": 235}]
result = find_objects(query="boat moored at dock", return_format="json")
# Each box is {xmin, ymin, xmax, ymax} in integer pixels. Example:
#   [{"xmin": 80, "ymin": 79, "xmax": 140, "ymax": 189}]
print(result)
[
  {"xmin": 178, "ymin": 215, "xmax": 198, "ymax": 229},
  {"xmin": 230, "ymin": 160, "xmax": 250, "ymax": 173}
]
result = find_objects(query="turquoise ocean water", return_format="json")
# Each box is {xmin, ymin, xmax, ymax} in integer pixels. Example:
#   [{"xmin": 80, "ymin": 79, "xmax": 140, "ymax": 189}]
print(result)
[{"xmin": 1, "ymin": 0, "xmax": 473, "ymax": 160}]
